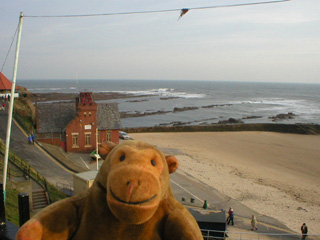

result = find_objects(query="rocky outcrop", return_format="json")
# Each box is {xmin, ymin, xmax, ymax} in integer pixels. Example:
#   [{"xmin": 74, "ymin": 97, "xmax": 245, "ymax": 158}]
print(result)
[
  {"xmin": 269, "ymin": 112, "xmax": 296, "ymax": 121},
  {"xmin": 173, "ymin": 106, "xmax": 198, "ymax": 112},
  {"xmin": 126, "ymin": 99, "xmax": 149, "ymax": 103},
  {"xmin": 242, "ymin": 116, "xmax": 263, "ymax": 120},
  {"xmin": 160, "ymin": 97, "xmax": 180, "ymax": 100},
  {"xmin": 202, "ymin": 104, "xmax": 232, "ymax": 108},
  {"xmin": 218, "ymin": 118, "xmax": 244, "ymax": 124},
  {"xmin": 120, "ymin": 110, "xmax": 170, "ymax": 118}
]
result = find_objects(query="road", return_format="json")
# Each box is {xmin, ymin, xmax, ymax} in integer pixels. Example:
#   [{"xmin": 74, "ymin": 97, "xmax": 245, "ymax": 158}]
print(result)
[{"xmin": 0, "ymin": 105, "xmax": 73, "ymax": 187}]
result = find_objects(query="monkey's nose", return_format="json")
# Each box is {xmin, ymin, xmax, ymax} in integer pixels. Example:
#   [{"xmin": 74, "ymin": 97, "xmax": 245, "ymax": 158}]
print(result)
[{"xmin": 126, "ymin": 180, "xmax": 139, "ymax": 196}]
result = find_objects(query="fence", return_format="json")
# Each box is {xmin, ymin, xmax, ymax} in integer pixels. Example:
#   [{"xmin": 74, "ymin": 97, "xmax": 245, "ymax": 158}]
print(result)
[
  {"xmin": 12, "ymin": 112, "xmax": 33, "ymax": 134},
  {"xmin": 0, "ymin": 141, "xmax": 52, "ymax": 203},
  {"xmin": 201, "ymin": 229, "xmax": 320, "ymax": 240}
]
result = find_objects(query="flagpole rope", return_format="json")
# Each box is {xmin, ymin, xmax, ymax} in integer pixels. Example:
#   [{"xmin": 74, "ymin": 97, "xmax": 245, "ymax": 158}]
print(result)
[
  {"xmin": 1, "ymin": 24, "xmax": 19, "ymax": 73},
  {"xmin": 24, "ymin": 0, "xmax": 290, "ymax": 18}
]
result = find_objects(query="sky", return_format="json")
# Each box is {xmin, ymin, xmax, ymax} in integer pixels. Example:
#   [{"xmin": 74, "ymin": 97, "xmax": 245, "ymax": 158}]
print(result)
[{"xmin": 1, "ymin": 0, "xmax": 319, "ymax": 83}]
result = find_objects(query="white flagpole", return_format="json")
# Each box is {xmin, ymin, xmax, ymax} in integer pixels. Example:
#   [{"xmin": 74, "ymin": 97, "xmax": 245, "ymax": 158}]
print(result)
[
  {"xmin": 3, "ymin": 12, "xmax": 24, "ymax": 202},
  {"xmin": 96, "ymin": 127, "xmax": 99, "ymax": 170}
]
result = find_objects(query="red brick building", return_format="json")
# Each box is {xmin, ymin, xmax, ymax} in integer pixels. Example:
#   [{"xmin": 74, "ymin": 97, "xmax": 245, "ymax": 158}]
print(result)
[{"xmin": 36, "ymin": 92, "xmax": 122, "ymax": 153}]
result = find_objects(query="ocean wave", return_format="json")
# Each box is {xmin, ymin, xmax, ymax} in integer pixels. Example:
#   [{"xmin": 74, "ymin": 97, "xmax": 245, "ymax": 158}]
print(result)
[
  {"xmin": 232, "ymin": 98, "xmax": 301, "ymax": 106},
  {"xmin": 233, "ymin": 98, "xmax": 320, "ymax": 116},
  {"xmin": 28, "ymin": 87, "xmax": 66, "ymax": 93},
  {"xmin": 101, "ymin": 88, "xmax": 206, "ymax": 99}
]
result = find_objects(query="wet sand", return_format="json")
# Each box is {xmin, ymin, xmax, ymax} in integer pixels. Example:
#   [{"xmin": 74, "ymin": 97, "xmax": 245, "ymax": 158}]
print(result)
[{"xmin": 130, "ymin": 132, "xmax": 320, "ymax": 234}]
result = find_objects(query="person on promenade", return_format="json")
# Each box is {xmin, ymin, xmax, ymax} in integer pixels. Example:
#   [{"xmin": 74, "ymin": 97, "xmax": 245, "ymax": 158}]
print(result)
[
  {"xmin": 301, "ymin": 223, "xmax": 308, "ymax": 240},
  {"xmin": 2, "ymin": 102, "xmax": 5, "ymax": 110},
  {"xmin": 227, "ymin": 207, "xmax": 234, "ymax": 225},
  {"xmin": 28, "ymin": 135, "xmax": 32, "ymax": 144},
  {"xmin": 203, "ymin": 200, "xmax": 208, "ymax": 209},
  {"xmin": 251, "ymin": 215, "xmax": 258, "ymax": 231},
  {"xmin": 31, "ymin": 134, "xmax": 35, "ymax": 144}
]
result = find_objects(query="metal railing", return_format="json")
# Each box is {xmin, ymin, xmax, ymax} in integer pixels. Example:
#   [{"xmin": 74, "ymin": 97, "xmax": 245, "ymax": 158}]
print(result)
[
  {"xmin": 201, "ymin": 229, "xmax": 320, "ymax": 240},
  {"xmin": 0, "ymin": 141, "xmax": 52, "ymax": 203},
  {"xmin": 12, "ymin": 111, "xmax": 33, "ymax": 134}
]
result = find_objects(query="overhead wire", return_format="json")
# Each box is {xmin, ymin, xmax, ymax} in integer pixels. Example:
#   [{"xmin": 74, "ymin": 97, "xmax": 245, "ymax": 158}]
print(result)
[
  {"xmin": 2, "ymin": 0, "xmax": 291, "ymax": 72},
  {"xmin": 1, "ymin": 24, "xmax": 19, "ymax": 73},
  {"xmin": 23, "ymin": 0, "xmax": 290, "ymax": 18}
]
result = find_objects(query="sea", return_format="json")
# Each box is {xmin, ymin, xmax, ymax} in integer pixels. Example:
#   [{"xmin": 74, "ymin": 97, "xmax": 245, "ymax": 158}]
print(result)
[{"xmin": 18, "ymin": 79, "xmax": 320, "ymax": 128}]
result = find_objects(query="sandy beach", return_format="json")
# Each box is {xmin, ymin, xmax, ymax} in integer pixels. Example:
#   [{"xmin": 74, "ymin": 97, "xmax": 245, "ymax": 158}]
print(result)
[{"xmin": 130, "ymin": 131, "xmax": 320, "ymax": 234}]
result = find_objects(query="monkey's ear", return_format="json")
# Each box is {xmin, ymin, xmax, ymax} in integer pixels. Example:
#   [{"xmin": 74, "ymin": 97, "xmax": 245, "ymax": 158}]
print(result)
[
  {"xmin": 98, "ymin": 142, "xmax": 117, "ymax": 160},
  {"xmin": 165, "ymin": 155, "xmax": 178, "ymax": 174}
]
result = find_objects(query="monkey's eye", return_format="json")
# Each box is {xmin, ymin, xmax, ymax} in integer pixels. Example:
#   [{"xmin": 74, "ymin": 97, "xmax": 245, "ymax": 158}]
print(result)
[
  {"xmin": 120, "ymin": 154, "xmax": 125, "ymax": 161},
  {"xmin": 151, "ymin": 159, "xmax": 156, "ymax": 166}
]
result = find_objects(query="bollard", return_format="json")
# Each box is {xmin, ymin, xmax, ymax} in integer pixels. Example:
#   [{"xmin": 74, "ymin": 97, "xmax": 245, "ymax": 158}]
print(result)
[
  {"xmin": 0, "ymin": 183, "xmax": 7, "ymax": 238},
  {"xmin": 0, "ymin": 184, "xmax": 6, "ymax": 224},
  {"xmin": 18, "ymin": 193, "xmax": 30, "ymax": 226}
]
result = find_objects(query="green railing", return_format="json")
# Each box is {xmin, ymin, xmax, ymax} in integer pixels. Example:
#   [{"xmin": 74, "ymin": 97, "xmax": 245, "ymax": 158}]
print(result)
[
  {"xmin": 202, "ymin": 229, "xmax": 320, "ymax": 240},
  {"xmin": 13, "ymin": 111, "xmax": 34, "ymax": 135},
  {"xmin": 0, "ymin": 141, "xmax": 53, "ymax": 202}
]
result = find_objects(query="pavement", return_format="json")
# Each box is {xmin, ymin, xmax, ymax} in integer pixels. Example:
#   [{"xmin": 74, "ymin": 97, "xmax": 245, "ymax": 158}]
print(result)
[{"xmin": 0, "ymin": 102, "xmax": 302, "ymax": 238}]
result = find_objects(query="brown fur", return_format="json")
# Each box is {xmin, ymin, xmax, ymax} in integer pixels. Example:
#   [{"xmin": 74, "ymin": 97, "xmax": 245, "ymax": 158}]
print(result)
[{"xmin": 16, "ymin": 141, "xmax": 202, "ymax": 240}]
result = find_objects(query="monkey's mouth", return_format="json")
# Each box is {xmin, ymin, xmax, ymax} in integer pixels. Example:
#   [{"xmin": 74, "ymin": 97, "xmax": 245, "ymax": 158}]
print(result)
[{"xmin": 110, "ymin": 189, "xmax": 157, "ymax": 205}]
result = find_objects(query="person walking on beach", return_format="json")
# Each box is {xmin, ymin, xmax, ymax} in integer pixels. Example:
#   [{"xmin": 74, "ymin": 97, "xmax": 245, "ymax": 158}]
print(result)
[
  {"xmin": 227, "ymin": 207, "xmax": 234, "ymax": 225},
  {"xmin": 1, "ymin": 102, "xmax": 5, "ymax": 111},
  {"xmin": 301, "ymin": 223, "xmax": 308, "ymax": 240},
  {"xmin": 251, "ymin": 215, "xmax": 258, "ymax": 231}
]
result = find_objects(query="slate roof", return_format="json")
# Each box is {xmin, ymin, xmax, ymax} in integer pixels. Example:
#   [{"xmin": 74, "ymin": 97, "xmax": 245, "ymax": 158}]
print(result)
[
  {"xmin": 97, "ymin": 102, "xmax": 122, "ymax": 130},
  {"xmin": 36, "ymin": 101, "xmax": 122, "ymax": 133},
  {"xmin": 37, "ymin": 102, "xmax": 76, "ymax": 133}
]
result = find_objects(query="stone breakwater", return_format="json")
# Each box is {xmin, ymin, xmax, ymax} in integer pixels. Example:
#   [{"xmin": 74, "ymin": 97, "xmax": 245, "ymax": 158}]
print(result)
[
  {"xmin": 125, "ymin": 123, "xmax": 320, "ymax": 135},
  {"xmin": 120, "ymin": 104, "xmax": 234, "ymax": 119}
]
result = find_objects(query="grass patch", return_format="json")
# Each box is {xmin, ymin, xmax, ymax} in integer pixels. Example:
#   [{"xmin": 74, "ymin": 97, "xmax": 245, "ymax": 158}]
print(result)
[
  {"xmin": 47, "ymin": 184, "xmax": 68, "ymax": 203},
  {"xmin": 5, "ymin": 187, "xmax": 20, "ymax": 226}
]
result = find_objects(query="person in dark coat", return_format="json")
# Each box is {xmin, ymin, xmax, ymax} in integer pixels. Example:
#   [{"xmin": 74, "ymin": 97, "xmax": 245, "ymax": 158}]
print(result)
[
  {"xmin": 301, "ymin": 223, "xmax": 308, "ymax": 240},
  {"xmin": 31, "ymin": 134, "xmax": 35, "ymax": 144},
  {"xmin": 202, "ymin": 200, "xmax": 208, "ymax": 209}
]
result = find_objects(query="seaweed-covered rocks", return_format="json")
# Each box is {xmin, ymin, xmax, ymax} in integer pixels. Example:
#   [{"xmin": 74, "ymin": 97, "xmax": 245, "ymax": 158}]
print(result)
[
  {"xmin": 218, "ymin": 118, "xmax": 244, "ymax": 124},
  {"xmin": 269, "ymin": 112, "xmax": 296, "ymax": 121}
]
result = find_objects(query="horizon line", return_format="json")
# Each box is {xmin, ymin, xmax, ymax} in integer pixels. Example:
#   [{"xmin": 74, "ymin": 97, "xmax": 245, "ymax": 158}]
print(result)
[{"xmin": 16, "ymin": 78, "xmax": 320, "ymax": 85}]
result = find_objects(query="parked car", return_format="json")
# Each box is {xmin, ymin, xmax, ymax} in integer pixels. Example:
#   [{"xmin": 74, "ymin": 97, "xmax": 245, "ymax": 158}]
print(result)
[
  {"xmin": 119, "ymin": 131, "xmax": 131, "ymax": 140},
  {"xmin": 90, "ymin": 150, "xmax": 101, "ymax": 160}
]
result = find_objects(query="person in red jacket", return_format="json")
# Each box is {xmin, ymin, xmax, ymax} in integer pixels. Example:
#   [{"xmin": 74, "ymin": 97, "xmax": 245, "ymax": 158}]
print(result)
[{"xmin": 227, "ymin": 207, "xmax": 234, "ymax": 225}]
